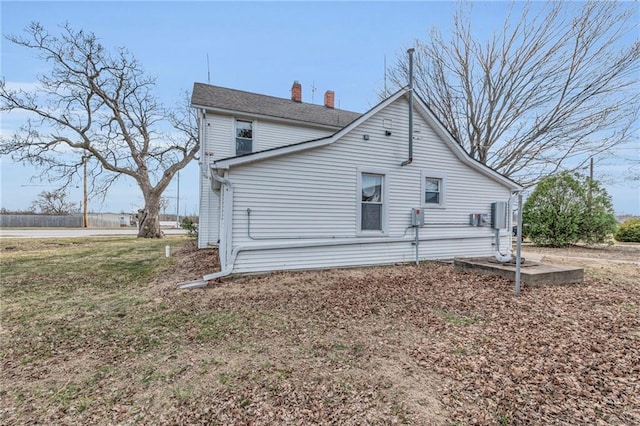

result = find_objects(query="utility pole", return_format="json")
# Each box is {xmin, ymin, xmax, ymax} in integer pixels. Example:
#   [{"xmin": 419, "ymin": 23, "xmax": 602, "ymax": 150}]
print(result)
[
  {"xmin": 176, "ymin": 172, "xmax": 180, "ymax": 228},
  {"xmin": 82, "ymin": 155, "xmax": 89, "ymax": 228}
]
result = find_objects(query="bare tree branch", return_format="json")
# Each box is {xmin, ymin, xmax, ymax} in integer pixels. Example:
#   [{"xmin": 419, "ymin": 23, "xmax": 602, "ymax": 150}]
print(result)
[
  {"xmin": 0, "ymin": 22, "xmax": 199, "ymax": 237},
  {"xmin": 388, "ymin": 1, "xmax": 639, "ymax": 186}
]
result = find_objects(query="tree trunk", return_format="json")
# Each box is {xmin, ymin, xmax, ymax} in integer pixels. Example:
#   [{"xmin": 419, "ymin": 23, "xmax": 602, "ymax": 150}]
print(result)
[{"xmin": 137, "ymin": 193, "xmax": 163, "ymax": 238}]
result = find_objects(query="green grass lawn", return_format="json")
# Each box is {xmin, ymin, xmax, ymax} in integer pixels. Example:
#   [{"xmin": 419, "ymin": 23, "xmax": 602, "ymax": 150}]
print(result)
[
  {"xmin": 0, "ymin": 237, "xmax": 445, "ymax": 424},
  {"xmin": 0, "ymin": 237, "xmax": 241, "ymax": 422}
]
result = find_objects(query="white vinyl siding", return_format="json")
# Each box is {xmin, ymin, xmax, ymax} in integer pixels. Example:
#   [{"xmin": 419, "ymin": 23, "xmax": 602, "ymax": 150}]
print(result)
[
  {"xmin": 256, "ymin": 121, "xmax": 332, "ymax": 151},
  {"xmin": 204, "ymin": 115, "xmax": 334, "ymax": 159},
  {"xmin": 197, "ymin": 111, "xmax": 221, "ymax": 248},
  {"xmin": 197, "ymin": 113, "xmax": 337, "ymax": 247},
  {"xmin": 224, "ymin": 96, "xmax": 513, "ymax": 274}
]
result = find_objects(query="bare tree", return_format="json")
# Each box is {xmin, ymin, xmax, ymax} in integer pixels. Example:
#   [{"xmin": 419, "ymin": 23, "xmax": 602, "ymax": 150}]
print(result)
[
  {"xmin": 31, "ymin": 189, "xmax": 78, "ymax": 215},
  {"xmin": 0, "ymin": 23, "xmax": 198, "ymax": 237},
  {"xmin": 388, "ymin": 1, "xmax": 639, "ymax": 186}
]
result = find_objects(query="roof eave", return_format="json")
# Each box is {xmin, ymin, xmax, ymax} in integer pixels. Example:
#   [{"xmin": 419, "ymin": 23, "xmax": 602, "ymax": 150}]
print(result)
[{"xmin": 191, "ymin": 103, "xmax": 347, "ymax": 131}]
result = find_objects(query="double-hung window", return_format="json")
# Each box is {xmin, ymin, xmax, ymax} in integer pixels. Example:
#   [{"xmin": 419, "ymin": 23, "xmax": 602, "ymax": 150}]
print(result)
[
  {"xmin": 425, "ymin": 178, "xmax": 441, "ymax": 204},
  {"xmin": 358, "ymin": 170, "xmax": 387, "ymax": 233},
  {"xmin": 235, "ymin": 120, "xmax": 253, "ymax": 155},
  {"xmin": 422, "ymin": 173, "xmax": 446, "ymax": 208}
]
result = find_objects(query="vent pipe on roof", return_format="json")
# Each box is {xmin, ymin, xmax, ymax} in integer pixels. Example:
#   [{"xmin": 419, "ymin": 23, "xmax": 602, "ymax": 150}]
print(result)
[{"xmin": 401, "ymin": 48, "xmax": 415, "ymax": 167}]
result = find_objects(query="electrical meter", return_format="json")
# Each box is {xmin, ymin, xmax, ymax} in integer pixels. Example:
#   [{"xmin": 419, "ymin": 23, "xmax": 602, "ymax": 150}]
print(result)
[
  {"xmin": 411, "ymin": 208, "xmax": 424, "ymax": 227},
  {"xmin": 491, "ymin": 201, "xmax": 508, "ymax": 229}
]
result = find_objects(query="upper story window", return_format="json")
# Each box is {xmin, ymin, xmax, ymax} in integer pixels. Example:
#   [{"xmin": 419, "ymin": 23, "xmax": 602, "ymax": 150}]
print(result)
[
  {"xmin": 235, "ymin": 119, "xmax": 253, "ymax": 155},
  {"xmin": 422, "ymin": 174, "xmax": 446, "ymax": 208}
]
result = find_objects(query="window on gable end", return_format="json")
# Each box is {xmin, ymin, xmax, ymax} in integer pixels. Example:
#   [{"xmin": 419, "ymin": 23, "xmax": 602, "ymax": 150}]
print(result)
[
  {"xmin": 358, "ymin": 170, "xmax": 388, "ymax": 233},
  {"xmin": 425, "ymin": 178, "xmax": 441, "ymax": 204},
  {"xmin": 362, "ymin": 174, "xmax": 383, "ymax": 231},
  {"xmin": 422, "ymin": 174, "xmax": 446, "ymax": 208}
]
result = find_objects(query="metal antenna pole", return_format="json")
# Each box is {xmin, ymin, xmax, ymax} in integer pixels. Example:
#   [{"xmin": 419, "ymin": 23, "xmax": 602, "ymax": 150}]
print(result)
[
  {"xmin": 384, "ymin": 54, "xmax": 387, "ymax": 97},
  {"xmin": 176, "ymin": 172, "xmax": 180, "ymax": 227},
  {"xmin": 207, "ymin": 54, "xmax": 211, "ymax": 83},
  {"xmin": 82, "ymin": 155, "xmax": 88, "ymax": 228}
]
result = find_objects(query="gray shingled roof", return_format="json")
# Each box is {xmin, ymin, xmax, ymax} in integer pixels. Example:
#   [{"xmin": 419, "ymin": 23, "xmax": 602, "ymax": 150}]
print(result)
[{"xmin": 191, "ymin": 82, "xmax": 361, "ymax": 128}]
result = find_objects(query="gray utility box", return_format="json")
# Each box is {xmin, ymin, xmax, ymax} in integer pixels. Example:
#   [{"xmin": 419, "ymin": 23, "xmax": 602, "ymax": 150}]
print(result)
[
  {"xmin": 491, "ymin": 201, "xmax": 508, "ymax": 229},
  {"xmin": 411, "ymin": 208, "xmax": 425, "ymax": 227}
]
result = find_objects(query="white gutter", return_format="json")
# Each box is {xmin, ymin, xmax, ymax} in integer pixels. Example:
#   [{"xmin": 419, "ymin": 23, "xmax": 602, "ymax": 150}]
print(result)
[
  {"xmin": 190, "ymin": 103, "xmax": 349, "ymax": 131},
  {"xmin": 494, "ymin": 224, "xmax": 512, "ymax": 263}
]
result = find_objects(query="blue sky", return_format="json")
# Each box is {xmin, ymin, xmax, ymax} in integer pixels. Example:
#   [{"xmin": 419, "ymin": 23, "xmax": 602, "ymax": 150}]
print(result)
[{"xmin": 1, "ymin": 1, "xmax": 638, "ymax": 215}]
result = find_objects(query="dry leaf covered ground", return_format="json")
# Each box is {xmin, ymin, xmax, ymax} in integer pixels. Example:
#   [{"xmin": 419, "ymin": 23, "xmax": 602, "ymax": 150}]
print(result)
[{"xmin": 1, "ymin": 237, "xmax": 638, "ymax": 425}]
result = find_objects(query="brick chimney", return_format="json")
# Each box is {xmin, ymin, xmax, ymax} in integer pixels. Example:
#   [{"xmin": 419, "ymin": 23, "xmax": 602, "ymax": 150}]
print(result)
[
  {"xmin": 324, "ymin": 90, "xmax": 335, "ymax": 109},
  {"xmin": 291, "ymin": 81, "xmax": 302, "ymax": 102}
]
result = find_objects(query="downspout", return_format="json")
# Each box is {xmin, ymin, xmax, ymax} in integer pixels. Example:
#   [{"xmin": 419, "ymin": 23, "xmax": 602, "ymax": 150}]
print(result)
[
  {"xmin": 199, "ymin": 109, "xmax": 208, "ymax": 179},
  {"xmin": 401, "ymin": 47, "xmax": 415, "ymax": 167},
  {"xmin": 208, "ymin": 168, "xmax": 234, "ymax": 278},
  {"xmin": 494, "ymin": 228, "xmax": 512, "ymax": 263}
]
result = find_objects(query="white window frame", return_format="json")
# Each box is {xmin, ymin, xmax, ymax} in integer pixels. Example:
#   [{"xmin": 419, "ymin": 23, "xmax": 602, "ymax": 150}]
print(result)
[
  {"xmin": 232, "ymin": 118, "xmax": 256, "ymax": 156},
  {"xmin": 421, "ymin": 172, "xmax": 446, "ymax": 209},
  {"xmin": 356, "ymin": 167, "xmax": 389, "ymax": 235}
]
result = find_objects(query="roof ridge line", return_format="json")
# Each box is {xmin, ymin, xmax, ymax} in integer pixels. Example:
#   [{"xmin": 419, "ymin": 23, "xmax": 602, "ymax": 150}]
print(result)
[{"xmin": 193, "ymin": 81, "xmax": 360, "ymax": 114}]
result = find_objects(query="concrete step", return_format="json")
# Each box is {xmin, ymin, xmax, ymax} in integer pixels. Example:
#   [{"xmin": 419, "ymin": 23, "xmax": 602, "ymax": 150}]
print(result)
[{"xmin": 453, "ymin": 257, "xmax": 584, "ymax": 287}]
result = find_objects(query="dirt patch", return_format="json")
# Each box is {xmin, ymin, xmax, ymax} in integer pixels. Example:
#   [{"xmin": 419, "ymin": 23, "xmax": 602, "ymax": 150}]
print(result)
[
  {"xmin": 522, "ymin": 243, "xmax": 640, "ymax": 284},
  {"xmin": 522, "ymin": 242, "xmax": 640, "ymax": 262},
  {"xmin": 2, "ymin": 239, "xmax": 639, "ymax": 425},
  {"xmin": 147, "ymin": 246, "xmax": 639, "ymax": 424}
]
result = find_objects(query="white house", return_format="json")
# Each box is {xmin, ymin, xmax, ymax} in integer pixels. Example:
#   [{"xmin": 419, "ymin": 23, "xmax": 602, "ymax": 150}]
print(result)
[{"xmin": 189, "ymin": 81, "xmax": 521, "ymax": 282}]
